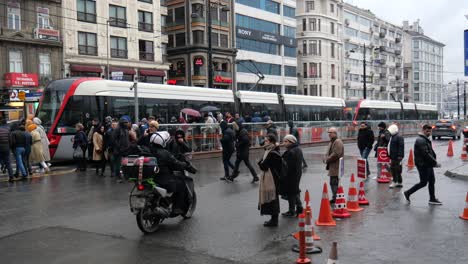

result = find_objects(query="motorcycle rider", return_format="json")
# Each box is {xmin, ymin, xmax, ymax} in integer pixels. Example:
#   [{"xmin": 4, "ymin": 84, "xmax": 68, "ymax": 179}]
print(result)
[
  {"xmin": 150, "ymin": 131, "xmax": 196, "ymax": 215},
  {"xmin": 168, "ymin": 129, "xmax": 192, "ymax": 177}
]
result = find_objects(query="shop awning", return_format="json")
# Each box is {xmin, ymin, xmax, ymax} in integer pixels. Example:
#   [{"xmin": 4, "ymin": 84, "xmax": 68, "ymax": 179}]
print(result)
[
  {"xmin": 139, "ymin": 69, "xmax": 166, "ymax": 77},
  {"xmin": 110, "ymin": 67, "xmax": 136, "ymax": 75},
  {"xmin": 70, "ymin": 64, "xmax": 103, "ymax": 73}
]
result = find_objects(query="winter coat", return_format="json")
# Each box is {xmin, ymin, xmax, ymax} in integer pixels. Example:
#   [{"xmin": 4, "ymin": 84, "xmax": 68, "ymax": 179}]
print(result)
[
  {"xmin": 73, "ymin": 131, "xmax": 87, "ymax": 150},
  {"xmin": 92, "ymin": 132, "xmax": 104, "ymax": 161},
  {"xmin": 374, "ymin": 129, "xmax": 390, "ymax": 157},
  {"xmin": 388, "ymin": 133, "xmax": 404, "ymax": 161},
  {"xmin": 168, "ymin": 134, "xmax": 192, "ymax": 162},
  {"xmin": 111, "ymin": 122, "xmax": 131, "ymax": 156},
  {"xmin": 258, "ymin": 146, "xmax": 281, "ymax": 215},
  {"xmin": 150, "ymin": 145, "xmax": 189, "ymax": 193},
  {"xmin": 235, "ymin": 128, "xmax": 251, "ymax": 159},
  {"xmin": 0, "ymin": 125, "xmax": 10, "ymax": 153},
  {"xmin": 35, "ymin": 125, "xmax": 51, "ymax": 161},
  {"xmin": 357, "ymin": 127, "xmax": 375, "ymax": 151},
  {"xmin": 10, "ymin": 130, "xmax": 27, "ymax": 148},
  {"xmin": 325, "ymin": 138, "xmax": 344, "ymax": 176},
  {"xmin": 220, "ymin": 126, "xmax": 235, "ymax": 155},
  {"xmin": 281, "ymin": 143, "xmax": 303, "ymax": 196},
  {"xmin": 30, "ymin": 130, "xmax": 46, "ymax": 163},
  {"xmin": 414, "ymin": 133, "xmax": 437, "ymax": 168}
]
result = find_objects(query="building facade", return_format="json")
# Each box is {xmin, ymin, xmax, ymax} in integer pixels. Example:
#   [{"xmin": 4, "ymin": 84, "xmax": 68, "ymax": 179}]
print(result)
[
  {"xmin": 296, "ymin": 0, "xmax": 343, "ymax": 97},
  {"xmin": 63, "ymin": 0, "xmax": 168, "ymax": 83},
  {"xmin": 342, "ymin": 3, "xmax": 404, "ymax": 101},
  {"xmin": 235, "ymin": 0, "xmax": 297, "ymax": 94},
  {"xmin": 165, "ymin": 0, "xmax": 236, "ymax": 89},
  {"xmin": 402, "ymin": 20, "xmax": 444, "ymax": 106},
  {"xmin": 0, "ymin": 0, "xmax": 63, "ymax": 118}
]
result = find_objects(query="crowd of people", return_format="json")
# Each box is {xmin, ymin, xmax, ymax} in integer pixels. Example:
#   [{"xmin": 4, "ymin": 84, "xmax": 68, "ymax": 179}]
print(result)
[{"xmin": 0, "ymin": 117, "xmax": 51, "ymax": 182}]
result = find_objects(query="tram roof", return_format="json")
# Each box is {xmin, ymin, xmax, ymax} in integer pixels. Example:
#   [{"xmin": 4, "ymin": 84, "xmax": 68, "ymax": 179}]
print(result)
[
  {"xmin": 415, "ymin": 103, "xmax": 438, "ymax": 111},
  {"xmin": 359, "ymin": 100, "xmax": 402, "ymax": 109},
  {"xmin": 282, "ymin": 94, "xmax": 345, "ymax": 107},
  {"xmin": 236, "ymin": 91, "xmax": 279, "ymax": 104}
]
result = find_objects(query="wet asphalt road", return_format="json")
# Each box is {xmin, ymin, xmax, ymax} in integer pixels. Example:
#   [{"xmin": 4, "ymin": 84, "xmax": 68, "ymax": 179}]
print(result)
[{"xmin": 0, "ymin": 137, "xmax": 467, "ymax": 264}]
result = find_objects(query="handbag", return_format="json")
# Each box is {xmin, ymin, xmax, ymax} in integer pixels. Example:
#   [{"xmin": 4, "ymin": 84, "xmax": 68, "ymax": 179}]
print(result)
[{"xmin": 73, "ymin": 147, "xmax": 83, "ymax": 159}]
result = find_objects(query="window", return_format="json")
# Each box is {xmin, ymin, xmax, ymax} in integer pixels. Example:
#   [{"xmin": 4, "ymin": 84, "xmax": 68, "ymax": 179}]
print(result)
[
  {"xmin": 237, "ymin": 61, "xmax": 281, "ymax": 76},
  {"xmin": 413, "ymin": 40, "xmax": 419, "ymax": 49},
  {"xmin": 359, "ymin": 17, "xmax": 370, "ymax": 27},
  {"xmin": 210, "ymin": 32, "xmax": 218, "ymax": 46},
  {"xmin": 193, "ymin": 30, "xmax": 204, "ymax": 44},
  {"xmin": 360, "ymin": 32, "xmax": 370, "ymax": 41},
  {"xmin": 138, "ymin": 11, "xmax": 153, "ymax": 32},
  {"xmin": 311, "ymin": 85, "xmax": 318, "ymax": 96},
  {"xmin": 37, "ymin": 7, "xmax": 50, "ymax": 29},
  {"xmin": 330, "ymin": 22, "xmax": 335, "ymax": 34},
  {"xmin": 7, "ymin": 1, "xmax": 21, "ymax": 30},
  {"xmin": 414, "ymin": 83, "xmax": 419, "ymax": 91},
  {"xmin": 236, "ymin": 14, "xmax": 280, "ymax": 34},
  {"xmin": 344, "ymin": 11, "xmax": 358, "ymax": 22},
  {"xmin": 174, "ymin": 7, "xmax": 185, "ymax": 24},
  {"xmin": 331, "ymin": 85, "xmax": 336, "ymax": 97},
  {"xmin": 302, "ymin": 19, "xmax": 307, "ymax": 31},
  {"xmin": 309, "ymin": 62, "xmax": 318, "ymax": 78},
  {"xmin": 331, "ymin": 43, "xmax": 335, "ymax": 58},
  {"xmin": 305, "ymin": 1, "xmax": 314, "ymax": 12},
  {"xmin": 220, "ymin": 9, "xmax": 228, "ymax": 25},
  {"xmin": 309, "ymin": 18, "xmax": 316, "ymax": 31},
  {"xmin": 302, "ymin": 40, "xmax": 307, "ymax": 55},
  {"xmin": 9, "ymin": 50, "xmax": 23, "ymax": 72},
  {"xmin": 78, "ymin": 32, "xmax": 97, "ymax": 56},
  {"xmin": 283, "ymin": 6, "xmax": 295, "ymax": 18},
  {"xmin": 309, "ymin": 40, "xmax": 318, "ymax": 55},
  {"xmin": 345, "ymin": 27, "xmax": 358, "ymax": 37},
  {"xmin": 220, "ymin": 34, "xmax": 228, "ymax": 48},
  {"xmin": 236, "ymin": 0, "xmax": 279, "ymax": 14},
  {"xmin": 77, "ymin": 0, "xmax": 96, "ymax": 23},
  {"xmin": 139, "ymin": 0, "xmax": 152, "ymax": 3},
  {"xmin": 168, "ymin": 34, "xmax": 174, "ymax": 47},
  {"xmin": 331, "ymin": 64, "xmax": 336, "ymax": 79},
  {"xmin": 109, "ymin": 5, "xmax": 127, "ymax": 28},
  {"xmin": 303, "ymin": 63, "xmax": 307, "ymax": 78},
  {"xmin": 39, "ymin": 53, "xmax": 51, "ymax": 76},
  {"xmin": 414, "ymin": 72, "xmax": 419, "ymax": 81},
  {"xmin": 110, "ymin": 36, "xmax": 127, "ymax": 58},
  {"xmin": 284, "ymin": 47, "xmax": 296, "ymax": 57},
  {"xmin": 284, "ymin": 66, "xmax": 296, "ymax": 77},
  {"xmin": 284, "ymin": 26, "xmax": 295, "ymax": 38},
  {"xmin": 192, "ymin": 4, "xmax": 204, "ymax": 19},
  {"xmin": 176, "ymin": 33, "xmax": 186, "ymax": 47},
  {"xmin": 236, "ymin": 38, "xmax": 279, "ymax": 55},
  {"xmin": 139, "ymin": 40, "xmax": 154, "ymax": 61},
  {"xmin": 330, "ymin": 4, "xmax": 335, "ymax": 13}
]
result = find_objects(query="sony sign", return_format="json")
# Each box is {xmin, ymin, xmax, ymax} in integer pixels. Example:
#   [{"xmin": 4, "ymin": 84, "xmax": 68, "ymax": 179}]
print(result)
[
  {"xmin": 236, "ymin": 26, "xmax": 297, "ymax": 47},
  {"xmin": 237, "ymin": 28, "xmax": 252, "ymax": 37}
]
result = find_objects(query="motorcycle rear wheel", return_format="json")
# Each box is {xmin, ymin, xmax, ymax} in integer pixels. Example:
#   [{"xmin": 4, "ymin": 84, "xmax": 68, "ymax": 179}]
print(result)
[
  {"xmin": 183, "ymin": 192, "xmax": 197, "ymax": 219},
  {"xmin": 136, "ymin": 207, "xmax": 161, "ymax": 234}
]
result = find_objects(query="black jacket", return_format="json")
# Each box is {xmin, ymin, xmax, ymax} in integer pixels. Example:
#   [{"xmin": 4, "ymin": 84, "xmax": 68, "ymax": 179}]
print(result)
[
  {"xmin": 357, "ymin": 127, "xmax": 375, "ymax": 151},
  {"xmin": 281, "ymin": 143, "xmax": 303, "ymax": 196},
  {"xmin": 111, "ymin": 122, "xmax": 131, "ymax": 156},
  {"xmin": 414, "ymin": 133, "xmax": 437, "ymax": 168},
  {"xmin": 150, "ymin": 145, "xmax": 190, "ymax": 192},
  {"xmin": 10, "ymin": 130, "xmax": 27, "ymax": 148},
  {"xmin": 235, "ymin": 128, "xmax": 250, "ymax": 158},
  {"xmin": 388, "ymin": 133, "xmax": 404, "ymax": 161},
  {"xmin": 0, "ymin": 125, "xmax": 10, "ymax": 152},
  {"xmin": 374, "ymin": 129, "xmax": 390, "ymax": 157},
  {"xmin": 73, "ymin": 131, "xmax": 87, "ymax": 150},
  {"xmin": 220, "ymin": 127, "xmax": 235, "ymax": 154}
]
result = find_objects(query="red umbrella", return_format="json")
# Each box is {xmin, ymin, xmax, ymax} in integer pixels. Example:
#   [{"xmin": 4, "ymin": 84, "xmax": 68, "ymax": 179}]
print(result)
[{"xmin": 181, "ymin": 108, "xmax": 201, "ymax": 117}]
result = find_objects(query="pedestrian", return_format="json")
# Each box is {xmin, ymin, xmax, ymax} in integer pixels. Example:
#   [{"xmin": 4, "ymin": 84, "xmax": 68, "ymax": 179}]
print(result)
[
  {"xmin": 374, "ymin": 122, "xmax": 390, "ymax": 177},
  {"xmin": 105, "ymin": 121, "xmax": 118, "ymax": 177},
  {"xmin": 93, "ymin": 124, "xmax": 105, "ymax": 176},
  {"xmin": 403, "ymin": 124, "xmax": 442, "ymax": 205},
  {"xmin": 130, "ymin": 124, "xmax": 139, "ymax": 142},
  {"xmin": 281, "ymin": 134, "xmax": 304, "ymax": 217},
  {"xmin": 86, "ymin": 118, "xmax": 99, "ymax": 161},
  {"xmin": 387, "ymin": 124, "xmax": 404, "ymax": 188},
  {"xmin": 0, "ymin": 119, "xmax": 14, "ymax": 182},
  {"xmin": 27, "ymin": 124, "xmax": 50, "ymax": 173},
  {"xmin": 111, "ymin": 117, "xmax": 131, "ymax": 182},
  {"xmin": 265, "ymin": 120, "xmax": 278, "ymax": 139},
  {"xmin": 357, "ymin": 122, "xmax": 374, "ymax": 176},
  {"xmin": 139, "ymin": 118, "xmax": 148, "ymax": 136},
  {"xmin": 288, "ymin": 120, "xmax": 307, "ymax": 168},
  {"xmin": 234, "ymin": 113, "xmax": 245, "ymax": 124},
  {"xmin": 10, "ymin": 125, "xmax": 28, "ymax": 180},
  {"xmin": 324, "ymin": 127, "xmax": 344, "ymax": 203},
  {"xmin": 138, "ymin": 120, "xmax": 159, "ymax": 148},
  {"xmin": 225, "ymin": 112, "xmax": 234, "ymax": 123},
  {"xmin": 73, "ymin": 123, "xmax": 88, "ymax": 172},
  {"xmin": 228, "ymin": 121, "xmax": 258, "ymax": 183},
  {"xmin": 258, "ymin": 134, "xmax": 281, "ymax": 227},
  {"xmin": 32, "ymin": 117, "xmax": 51, "ymax": 167},
  {"xmin": 219, "ymin": 120, "xmax": 235, "ymax": 180}
]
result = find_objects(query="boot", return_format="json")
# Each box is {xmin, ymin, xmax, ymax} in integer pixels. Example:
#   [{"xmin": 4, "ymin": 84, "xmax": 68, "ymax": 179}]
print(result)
[
  {"xmin": 251, "ymin": 175, "xmax": 259, "ymax": 183},
  {"xmin": 263, "ymin": 215, "xmax": 278, "ymax": 227},
  {"xmin": 230, "ymin": 170, "xmax": 239, "ymax": 179}
]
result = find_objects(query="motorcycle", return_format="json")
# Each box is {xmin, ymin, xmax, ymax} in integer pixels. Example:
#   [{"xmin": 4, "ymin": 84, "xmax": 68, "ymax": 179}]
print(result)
[{"xmin": 123, "ymin": 154, "xmax": 197, "ymax": 234}]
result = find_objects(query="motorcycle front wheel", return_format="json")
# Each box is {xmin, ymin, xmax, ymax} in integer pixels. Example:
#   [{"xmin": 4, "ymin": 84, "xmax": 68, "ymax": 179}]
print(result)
[{"xmin": 136, "ymin": 207, "xmax": 161, "ymax": 234}]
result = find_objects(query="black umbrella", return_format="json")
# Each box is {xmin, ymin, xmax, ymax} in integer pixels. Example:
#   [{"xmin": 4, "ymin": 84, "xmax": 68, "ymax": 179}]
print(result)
[{"xmin": 200, "ymin": 105, "xmax": 220, "ymax": 112}]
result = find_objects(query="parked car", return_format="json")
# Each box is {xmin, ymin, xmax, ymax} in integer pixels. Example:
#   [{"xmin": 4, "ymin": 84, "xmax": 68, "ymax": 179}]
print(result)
[{"xmin": 431, "ymin": 120, "xmax": 462, "ymax": 140}]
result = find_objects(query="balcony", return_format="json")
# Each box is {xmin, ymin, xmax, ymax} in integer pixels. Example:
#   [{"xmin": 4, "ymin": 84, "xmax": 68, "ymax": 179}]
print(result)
[
  {"xmin": 380, "ymin": 86, "xmax": 387, "ymax": 92},
  {"xmin": 191, "ymin": 17, "xmax": 206, "ymax": 23},
  {"xmin": 139, "ymin": 22, "xmax": 153, "ymax": 32},
  {"xmin": 395, "ymin": 49, "xmax": 402, "ymax": 56},
  {"xmin": 379, "ymin": 32, "xmax": 386, "ymax": 38},
  {"xmin": 111, "ymin": 49, "xmax": 128, "ymax": 59},
  {"xmin": 139, "ymin": 52, "xmax": 154, "ymax": 61},
  {"xmin": 395, "ymin": 75, "xmax": 401, "ymax": 81},
  {"xmin": 395, "ymin": 37, "xmax": 401, "ymax": 43},
  {"xmin": 379, "ymin": 73, "xmax": 387, "ymax": 79},
  {"xmin": 109, "ymin": 18, "xmax": 127, "ymax": 28},
  {"xmin": 78, "ymin": 45, "xmax": 97, "ymax": 56},
  {"xmin": 77, "ymin": 12, "xmax": 96, "ymax": 23}
]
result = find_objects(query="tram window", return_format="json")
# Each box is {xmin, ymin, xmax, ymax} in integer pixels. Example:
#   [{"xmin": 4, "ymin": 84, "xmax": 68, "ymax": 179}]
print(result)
[
  {"xmin": 56, "ymin": 96, "xmax": 99, "ymax": 134},
  {"xmin": 241, "ymin": 103, "xmax": 281, "ymax": 122},
  {"xmin": 405, "ymin": 110, "xmax": 417, "ymax": 120}
]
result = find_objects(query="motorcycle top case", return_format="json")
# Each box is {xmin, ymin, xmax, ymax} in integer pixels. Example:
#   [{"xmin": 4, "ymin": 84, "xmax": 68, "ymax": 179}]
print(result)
[{"xmin": 121, "ymin": 156, "xmax": 158, "ymax": 180}]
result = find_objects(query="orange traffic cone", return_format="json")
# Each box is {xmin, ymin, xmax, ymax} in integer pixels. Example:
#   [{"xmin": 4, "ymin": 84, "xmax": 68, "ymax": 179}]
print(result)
[
  {"xmin": 293, "ymin": 190, "xmax": 321, "ymax": 241},
  {"xmin": 447, "ymin": 140, "xmax": 454, "ymax": 157},
  {"xmin": 460, "ymin": 192, "xmax": 468, "ymax": 220},
  {"xmin": 327, "ymin": 242, "xmax": 338, "ymax": 264},
  {"xmin": 407, "ymin": 149, "xmax": 415, "ymax": 169},
  {"xmin": 461, "ymin": 143, "xmax": 468, "ymax": 161},
  {"xmin": 377, "ymin": 164, "xmax": 391, "ymax": 183},
  {"xmin": 332, "ymin": 185, "xmax": 351, "ymax": 218},
  {"xmin": 294, "ymin": 214, "xmax": 311, "ymax": 264},
  {"xmin": 315, "ymin": 183, "xmax": 336, "ymax": 226},
  {"xmin": 358, "ymin": 181, "xmax": 370, "ymax": 205},
  {"xmin": 347, "ymin": 174, "xmax": 364, "ymax": 212}
]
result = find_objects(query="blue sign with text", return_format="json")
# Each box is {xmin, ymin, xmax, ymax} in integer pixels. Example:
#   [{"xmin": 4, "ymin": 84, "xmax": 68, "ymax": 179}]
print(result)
[{"xmin": 465, "ymin": 30, "xmax": 468, "ymax": 76}]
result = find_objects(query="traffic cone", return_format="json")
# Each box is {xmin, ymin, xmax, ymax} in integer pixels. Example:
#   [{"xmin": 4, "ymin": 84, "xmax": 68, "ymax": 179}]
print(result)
[
  {"xmin": 377, "ymin": 164, "xmax": 391, "ymax": 183},
  {"xmin": 460, "ymin": 192, "xmax": 468, "ymax": 220},
  {"xmin": 332, "ymin": 185, "xmax": 351, "ymax": 218},
  {"xmin": 407, "ymin": 149, "xmax": 415, "ymax": 169},
  {"xmin": 315, "ymin": 183, "xmax": 336, "ymax": 226},
  {"xmin": 293, "ymin": 190, "xmax": 321, "ymax": 241},
  {"xmin": 294, "ymin": 214, "xmax": 311, "ymax": 264},
  {"xmin": 326, "ymin": 242, "xmax": 338, "ymax": 264},
  {"xmin": 347, "ymin": 174, "xmax": 364, "ymax": 212},
  {"xmin": 461, "ymin": 143, "xmax": 468, "ymax": 161},
  {"xmin": 358, "ymin": 181, "xmax": 370, "ymax": 205},
  {"xmin": 447, "ymin": 140, "xmax": 454, "ymax": 157}
]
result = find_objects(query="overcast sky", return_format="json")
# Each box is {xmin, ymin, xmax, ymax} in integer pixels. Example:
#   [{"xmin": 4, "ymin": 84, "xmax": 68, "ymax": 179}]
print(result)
[{"xmin": 345, "ymin": 0, "xmax": 468, "ymax": 83}]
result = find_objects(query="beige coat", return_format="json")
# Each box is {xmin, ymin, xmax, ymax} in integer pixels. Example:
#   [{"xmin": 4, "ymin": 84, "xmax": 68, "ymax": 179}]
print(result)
[
  {"xmin": 92, "ymin": 132, "xmax": 104, "ymax": 161},
  {"xmin": 30, "ymin": 130, "xmax": 46, "ymax": 163},
  {"xmin": 325, "ymin": 138, "xmax": 344, "ymax": 176}
]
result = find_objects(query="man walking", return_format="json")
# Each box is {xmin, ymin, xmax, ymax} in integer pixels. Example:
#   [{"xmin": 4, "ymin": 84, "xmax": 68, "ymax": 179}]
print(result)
[
  {"xmin": 219, "ymin": 120, "xmax": 235, "ymax": 180},
  {"xmin": 288, "ymin": 120, "xmax": 307, "ymax": 168},
  {"xmin": 357, "ymin": 122, "xmax": 374, "ymax": 176},
  {"xmin": 10, "ymin": 125, "xmax": 28, "ymax": 180},
  {"xmin": 111, "ymin": 118, "xmax": 131, "ymax": 182},
  {"xmin": 0, "ymin": 119, "xmax": 14, "ymax": 182},
  {"xmin": 228, "ymin": 121, "xmax": 258, "ymax": 183},
  {"xmin": 324, "ymin": 127, "xmax": 344, "ymax": 203},
  {"xmin": 403, "ymin": 124, "xmax": 442, "ymax": 205},
  {"xmin": 387, "ymin": 124, "xmax": 404, "ymax": 188}
]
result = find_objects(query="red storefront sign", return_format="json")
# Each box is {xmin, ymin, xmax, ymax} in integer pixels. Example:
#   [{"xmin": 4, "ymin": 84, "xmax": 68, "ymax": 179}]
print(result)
[
  {"xmin": 357, "ymin": 159, "xmax": 367, "ymax": 179},
  {"xmin": 214, "ymin": 75, "xmax": 232, "ymax": 84},
  {"xmin": 4, "ymin": 73, "xmax": 39, "ymax": 87},
  {"xmin": 377, "ymin": 147, "xmax": 390, "ymax": 163}
]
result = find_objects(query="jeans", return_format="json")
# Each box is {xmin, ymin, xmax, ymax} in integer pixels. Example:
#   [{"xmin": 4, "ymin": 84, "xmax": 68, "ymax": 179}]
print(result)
[
  {"xmin": 222, "ymin": 150, "xmax": 234, "ymax": 177},
  {"xmin": 329, "ymin": 176, "xmax": 339, "ymax": 201},
  {"xmin": 360, "ymin": 147, "xmax": 371, "ymax": 175},
  {"xmin": 0, "ymin": 150, "xmax": 13, "ymax": 177},
  {"xmin": 390, "ymin": 159, "xmax": 403, "ymax": 183},
  {"xmin": 14, "ymin": 147, "xmax": 27, "ymax": 177},
  {"xmin": 406, "ymin": 166, "xmax": 436, "ymax": 200}
]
